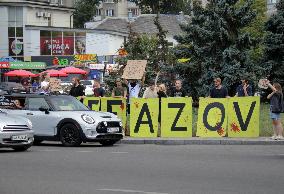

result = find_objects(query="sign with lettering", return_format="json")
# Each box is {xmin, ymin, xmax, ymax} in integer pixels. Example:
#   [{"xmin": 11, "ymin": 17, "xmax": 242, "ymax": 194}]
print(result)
[
  {"xmin": 130, "ymin": 98, "xmax": 159, "ymax": 137},
  {"xmin": 0, "ymin": 62, "xmax": 10, "ymax": 68},
  {"xmin": 161, "ymin": 97, "xmax": 193, "ymax": 137},
  {"xmin": 228, "ymin": 97, "xmax": 260, "ymax": 137},
  {"xmin": 122, "ymin": 60, "xmax": 147, "ymax": 80},
  {"xmin": 83, "ymin": 97, "xmax": 100, "ymax": 111},
  {"xmin": 197, "ymin": 98, "xmax": 228, "ymax": 137},
  {"xmin": 10, "ymin": 62, "xmax": 46, "ymax": 69}
]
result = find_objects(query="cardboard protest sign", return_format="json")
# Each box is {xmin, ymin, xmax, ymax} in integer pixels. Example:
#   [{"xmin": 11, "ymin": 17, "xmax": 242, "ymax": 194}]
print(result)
[
  {"xmin": 197, "ymin": 98, "xmax": 228, "ymax": 137},
  {"xmin": 130, "ymin": 98, "xmax": 159, "ymax": 137},
  {"xmin": 228, "ymin": 97, "xmax": 260, "ymax": 137},
  {"xmin": 122, "ymin": 60, "xmax": 147, "ymax": 80},
  {"xmin": 101, "ymin": 97, "xmax": 127, "ymax": 128},
  {"xmin": 49, "ymin": 78, "xmax": 62, "ymax": 92},
  {"xmin": 161, "ymin": 97, "xmax": 193, "ymax": 137},
  {"xmin": 83, "ymin": 97, "xmax": 100, "ymax": 111}
]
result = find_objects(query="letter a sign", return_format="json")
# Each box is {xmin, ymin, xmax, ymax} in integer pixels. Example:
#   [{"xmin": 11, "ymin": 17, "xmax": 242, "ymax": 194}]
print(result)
[{"xmin": 130, "ymin": 98, "xmax": 159, "ymax": 137}]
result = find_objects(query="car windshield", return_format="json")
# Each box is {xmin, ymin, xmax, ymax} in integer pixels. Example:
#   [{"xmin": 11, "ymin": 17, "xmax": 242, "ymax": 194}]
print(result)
[
  {"xmin": 80, "ymin": 80, "xmax": 92, "ymax": 86},
  {"xmin": 49, "ymin": 96, "xmax": 89, "ymax": 111}
]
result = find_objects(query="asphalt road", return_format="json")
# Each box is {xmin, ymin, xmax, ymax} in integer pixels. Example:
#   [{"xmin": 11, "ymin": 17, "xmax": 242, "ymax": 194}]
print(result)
[{"xmin": 0, "ymin": 143, "xmax": 284, "ymax": 194}]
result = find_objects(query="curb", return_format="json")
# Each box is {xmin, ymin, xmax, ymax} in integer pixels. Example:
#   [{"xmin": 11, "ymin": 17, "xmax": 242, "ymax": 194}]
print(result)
[{"xmin": 119, "ymin": 138, "xmax": 284, "ymax": 145}]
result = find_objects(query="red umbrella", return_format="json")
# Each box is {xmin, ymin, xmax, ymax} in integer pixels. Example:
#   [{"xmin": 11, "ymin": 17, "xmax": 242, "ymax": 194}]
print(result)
[
  {"xmin": 40, "ymin": 69, "xmax": 68, "ymax": 77},
  {"xmin": 4, "ymin": 70, "xmax": 38, "ymax": 77},
  {"xmin": 60, "ymin": 66, "xmax": 87, "ymax": 74}
]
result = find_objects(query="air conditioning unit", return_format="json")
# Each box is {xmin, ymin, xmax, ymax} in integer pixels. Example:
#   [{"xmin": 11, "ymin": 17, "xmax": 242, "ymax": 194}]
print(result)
[
  {"xmin": 44, "ymin": 12, "xmax": 51, "ymax": 18},
  {"xmin": 36, "ymin": 12, "xmax": 44, "ymax": 17}
]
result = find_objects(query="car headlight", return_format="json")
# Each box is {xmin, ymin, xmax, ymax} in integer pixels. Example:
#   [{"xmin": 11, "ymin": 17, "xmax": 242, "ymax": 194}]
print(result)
[
  {"xmin": 27, "ymin": 119, "xmax": 33, "ymax": 129},
  {"xmin": 81, "ymin": 114, "xmax": 95, "ymax": 124},
  {"xmin": 119, "ymin": 122, "xmax": 122, "ymax": 127}
]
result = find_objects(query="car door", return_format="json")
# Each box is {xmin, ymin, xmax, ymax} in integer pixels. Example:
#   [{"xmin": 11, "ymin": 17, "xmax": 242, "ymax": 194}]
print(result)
[{"xmin": 25, "ymin": 97, "xmax": 59, "ymax": 136}]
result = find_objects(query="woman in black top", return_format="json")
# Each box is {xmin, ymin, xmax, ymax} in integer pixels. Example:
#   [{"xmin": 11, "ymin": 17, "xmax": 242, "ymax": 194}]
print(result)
[{"xmin": 266, "ymin": 80, "xmax": 283, "ymax": 140}]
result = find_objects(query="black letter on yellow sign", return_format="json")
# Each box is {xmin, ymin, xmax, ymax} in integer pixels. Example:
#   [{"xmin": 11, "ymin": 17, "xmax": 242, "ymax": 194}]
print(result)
[
  {"xmin": 203, "ymin": 102, "xmax": 225, "ymax": 131},
  {"xmin": 233, "ymin": 101, "xmax": 256, "ymax": 131},
  {"xmin": 168, "ymin": 103, "xmax": 187, "ymax": 131},
  {"xmin": 88, "ymin": 100, "xmax": 100, "ymax": 110},
  {"xmin": 107, "ymin": 100, "xmax": 122, "ymax": 115},
  {"xmin": 134, "ymin": 103, "xmax": 154, "ymax": 133}
]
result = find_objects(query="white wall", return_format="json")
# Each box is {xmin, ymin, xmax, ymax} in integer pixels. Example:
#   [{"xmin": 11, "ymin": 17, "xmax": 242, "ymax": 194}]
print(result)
[
  {"xmin": 86, "ymin": 32, "xmax": 124, "ymax": 56},
  {"xmin": 25, "ymin": 7, "xmax": 72, "ymax": 28},
  {"xmin": 0, "ymin": 6, "xmax": 9, "ymax": 57},
  {"xmin": 24, "ymin": 29, "xmax": 40, "ymax": 56}
]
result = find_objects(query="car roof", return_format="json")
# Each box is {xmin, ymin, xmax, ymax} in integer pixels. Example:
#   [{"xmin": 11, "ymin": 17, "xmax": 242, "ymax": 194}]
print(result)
[{"xmin": 2, "ymin": 94, "xmax": 73, "ymax": 98}]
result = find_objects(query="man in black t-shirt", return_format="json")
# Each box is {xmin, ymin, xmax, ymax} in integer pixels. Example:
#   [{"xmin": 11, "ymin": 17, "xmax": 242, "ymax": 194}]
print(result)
[
  {"xmin": 69, "ymin": 77, "xmax": 85, "ymax": 102},
  {"xmin": 169, "ymin": 79, "xmax": 187, "ymax": 97},
  {"xmin": 209, "ymin": 78, "xmax": 229, "ymax": 98}
]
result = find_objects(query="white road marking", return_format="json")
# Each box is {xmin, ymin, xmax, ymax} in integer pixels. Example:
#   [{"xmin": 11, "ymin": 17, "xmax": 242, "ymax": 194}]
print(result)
[
  {"xmin": 97, "ymin": 188, "xmax": 168, "ymax": 194},
  {"xmin": 38, "ymin": 149, "xmax": 60, "ymax": 152},
  {"xmin": 75, "ymin": 150, "xmax": 94, "ymax": 153},
  {"xmin": 110, "ymin": 152, "xmax": 128, "ymax": 154}
]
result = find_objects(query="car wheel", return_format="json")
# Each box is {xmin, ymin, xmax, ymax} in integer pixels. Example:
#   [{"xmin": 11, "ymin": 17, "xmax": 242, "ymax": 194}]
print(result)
[
  {"xmin": 12, "ymin": 145, "xmax": 31, "ymax": 152},
  {"xmin": 60, "ymin": 123, "xmax": 82, "ymax": 147},
  {"xmin": 99, "ymin": 140, "xmax": 118, "ymax": 146}
]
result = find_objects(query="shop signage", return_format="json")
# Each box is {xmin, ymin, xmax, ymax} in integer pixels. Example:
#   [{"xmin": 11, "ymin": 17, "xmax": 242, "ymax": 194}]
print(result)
[
  {"xmin": 0, "ymin": 62, "xmax": 10, "ymax": 69},
  {"xmin": 10, "ymin": 62, "xmax": 46, "ymax": 69}
]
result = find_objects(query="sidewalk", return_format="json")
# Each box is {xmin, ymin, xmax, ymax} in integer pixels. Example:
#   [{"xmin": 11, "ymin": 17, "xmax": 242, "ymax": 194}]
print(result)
[{"xmin": 120, "ymin": 137, "xmax": 284, "ymax": 145}]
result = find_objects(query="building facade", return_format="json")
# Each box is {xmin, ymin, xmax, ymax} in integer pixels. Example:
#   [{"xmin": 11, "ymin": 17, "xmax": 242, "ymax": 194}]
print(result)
[{"xmin": 0, "ymin": 0, "xmax": 75, "ymax": 60}]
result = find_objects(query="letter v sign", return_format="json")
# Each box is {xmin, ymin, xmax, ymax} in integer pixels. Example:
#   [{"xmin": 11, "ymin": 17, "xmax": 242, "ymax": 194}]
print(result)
[{"xmin": 233, "ymin": 101, "xmax": 256, "ymax": 131}]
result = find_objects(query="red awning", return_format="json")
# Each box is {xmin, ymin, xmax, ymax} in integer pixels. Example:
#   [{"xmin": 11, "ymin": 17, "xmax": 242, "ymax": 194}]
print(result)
[
  {"xmin": 4, "ymin": 70, "xmax": 38, "ymax": 77},
  {"xmin": 60, "ymin": 66, "xmax": 87, "ymax": 74}
]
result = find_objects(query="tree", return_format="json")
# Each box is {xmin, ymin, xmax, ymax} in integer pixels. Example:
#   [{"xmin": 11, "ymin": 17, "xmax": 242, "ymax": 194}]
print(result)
[
  {"xmin": 263, "ymin": 0, "xmax": 284, "ymax": 85},
  {"xmin": 174, "ymin": 0, "xmax": 261, "ymax": 100},
  {"xmin": 73, "ymin": 0, "xmax": 100, "ymax": 28},
  {"xmin": 129, "ymin": 0, "xmax": 192, "ymax": 15}
]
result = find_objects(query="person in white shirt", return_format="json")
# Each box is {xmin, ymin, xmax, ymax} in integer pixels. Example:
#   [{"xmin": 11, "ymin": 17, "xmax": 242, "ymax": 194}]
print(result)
[
  {"xmin": 126, "ymin": 75, "xmax": 145, "ymax": 114},
  {"xmin": 40, "ymin": 72, "xmax": 50, "ymax": 94},
  {"xmin": 143, "ymin": 80, "xmax": 158, "ymax": 98}
]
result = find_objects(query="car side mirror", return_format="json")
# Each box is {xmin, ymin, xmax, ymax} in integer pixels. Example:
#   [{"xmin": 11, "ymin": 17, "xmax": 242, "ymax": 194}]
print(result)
[{"xmin": 39, "ymin": 106, "xmax": 49, "ymax": 114}]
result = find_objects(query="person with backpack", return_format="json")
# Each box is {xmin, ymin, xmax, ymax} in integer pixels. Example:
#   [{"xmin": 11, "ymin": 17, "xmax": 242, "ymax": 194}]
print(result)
[{"xmin": 266, "ymin": 80, "xmax": 284, "ymax": 140}]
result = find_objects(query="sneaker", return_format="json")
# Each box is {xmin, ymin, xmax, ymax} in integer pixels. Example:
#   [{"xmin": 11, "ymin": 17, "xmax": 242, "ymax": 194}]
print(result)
[
  {"xmin": 270, "ymin": 135, "xmax": 277, "ymax": 140},
  {"xmin": 276, "ymin": 136, "xmax": 284, "ymax": 140}
]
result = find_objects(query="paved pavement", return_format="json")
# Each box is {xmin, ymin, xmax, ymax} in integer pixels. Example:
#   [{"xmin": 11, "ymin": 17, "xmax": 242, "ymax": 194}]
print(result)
[
  {"xmin": 0, "ymin": 143, "xmax": 284, "ymax": 194},
  {"xmin": 121, "ymin": 137, "xmax": 284, "ymax": 145}
]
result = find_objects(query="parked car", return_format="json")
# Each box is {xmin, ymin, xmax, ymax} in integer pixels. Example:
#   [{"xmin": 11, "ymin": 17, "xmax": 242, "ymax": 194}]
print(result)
[
  {"xmin": 80, "ymin": 80, "xmax": 94, "ymax": 96},
  {"xmin": 0, "ymin": 82, "xmax": 26, "ymax": 94},
  {"xmin": 0, "ymin": 94, "xmax": 123, "ymax": 146},
  {"xmin": 0, "ymin": 111, "xmax": 34, "ymax": 151}
]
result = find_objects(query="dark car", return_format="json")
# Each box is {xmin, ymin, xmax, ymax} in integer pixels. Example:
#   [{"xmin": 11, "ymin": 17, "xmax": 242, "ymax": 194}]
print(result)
[{"xmin": 0, "ymin": 82, "xmax": 26, "ymax": 94}]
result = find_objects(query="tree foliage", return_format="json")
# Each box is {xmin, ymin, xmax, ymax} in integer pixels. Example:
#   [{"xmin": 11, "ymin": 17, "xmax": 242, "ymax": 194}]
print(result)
[
  {"xmin": 174, "ymin": 0, "xmax": 263, "ymax": 99},
  {"xmin": 73, "ymin": 0, "xmax": 100, "ymax": 28},
  {"xmin": 263, "ymin": 0, "xmax": 284, "ymax": 85},
  {"xmin": 129, "ymin": 0, "xmax": 192, "ymax": 15}
]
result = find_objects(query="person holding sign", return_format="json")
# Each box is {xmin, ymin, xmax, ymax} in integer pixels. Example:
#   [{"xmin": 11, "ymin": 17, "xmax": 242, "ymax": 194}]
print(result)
[
  {"xmin": 266, "ymin": 80, "xmax": 284, "ymax": 140},
  {"xmin": 209, "ymin": 78, "xmax": 229, "ymax": 98},
  {"xmin": 235, "ymin": 78, "xmax": 253, "ymax": 97},
  {"xmin": 112, "ymin": 78, "xmax": 127, "ymax": 98},
  {"xmin": 69, "ymin": 77, "xmax": 85, "ymax": 103},
  {"xmin": 143, "ymin": 80, "xmax": 158, "ymax": 98}
]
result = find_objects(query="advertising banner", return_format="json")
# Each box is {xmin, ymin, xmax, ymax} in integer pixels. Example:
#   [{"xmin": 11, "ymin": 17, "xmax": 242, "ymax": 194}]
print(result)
[
  {"xmin": 83, "ymin": 97, "xmax": 100, "ymax": 111},
  {"xmin": 161, "ymin": 97, "xmax": 193, "ymax": 137},
  {"xmin": 228, "ymin": 97, "xmax": 260, "ymax": 137},
  {"xmin": 9, "ymin": 62, "xmax": 46, "ymax": 69},
  {"xmin": 130, "ymin": 98, "xmax": 159, "ymax": 137},
  {"xmin": 197, "ymin": 98, "xmax": 228, "ymax": 137},
  {"xmin": 101, "ymin": 97, "xmax": 127, "ymax": 128}
]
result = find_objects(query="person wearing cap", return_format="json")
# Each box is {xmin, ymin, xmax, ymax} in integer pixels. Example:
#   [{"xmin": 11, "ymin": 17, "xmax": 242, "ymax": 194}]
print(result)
[
  {"xmin": 235, "ymin": 78, "xmax": 253, "ymax": 97},
  {"xmin": 112, "ymin": 78, "xmax": 127, "ymax": 98},
  {"xmin": 143, "ymin": 80, "xmax": 158, "ymax": 98}
]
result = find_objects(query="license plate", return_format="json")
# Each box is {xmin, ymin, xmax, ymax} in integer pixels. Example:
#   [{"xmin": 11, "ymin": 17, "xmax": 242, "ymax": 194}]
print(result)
[
  {"xmin": 107, "ymin": 127, "xmax": 120, "ymax": 133},
  {"xmin": 11, "ymin": 135, "xmax": 28, "ymax": 141}
]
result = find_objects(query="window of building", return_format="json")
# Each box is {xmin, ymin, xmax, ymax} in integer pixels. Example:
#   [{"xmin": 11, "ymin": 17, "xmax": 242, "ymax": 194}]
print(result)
[
  {"xmin": 96, "ymin": 9, "xmax": 101, "ymax": 16},
  {"xmin": 106, "ymin": 9, "xmax": 114, "ymax": 16}
]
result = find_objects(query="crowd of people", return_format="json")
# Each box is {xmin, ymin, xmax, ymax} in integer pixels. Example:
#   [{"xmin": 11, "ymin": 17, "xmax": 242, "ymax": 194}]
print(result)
[{"xmin": 9, "ymin": 74, "xmax": 284, "ymax": 140}]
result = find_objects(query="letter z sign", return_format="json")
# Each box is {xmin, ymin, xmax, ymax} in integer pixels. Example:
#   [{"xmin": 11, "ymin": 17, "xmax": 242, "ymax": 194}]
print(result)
[{"xmin": 161, "ymin": 98, "xmax": 192, "ymax": 137}]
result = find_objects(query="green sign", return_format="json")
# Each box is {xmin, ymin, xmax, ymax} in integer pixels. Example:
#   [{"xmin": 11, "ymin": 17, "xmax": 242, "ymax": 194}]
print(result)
[{"xmin": 10, "ymin": 62, "xmax": 46, "ymax": 69}]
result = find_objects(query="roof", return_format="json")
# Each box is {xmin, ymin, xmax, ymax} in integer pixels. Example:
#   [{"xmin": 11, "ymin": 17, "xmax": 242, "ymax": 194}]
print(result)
[{"xmin": 93, "ymin": 14, "xmax": 190, "ymax": 36}]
